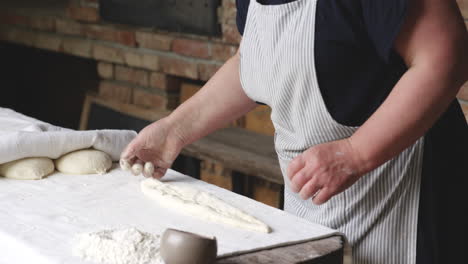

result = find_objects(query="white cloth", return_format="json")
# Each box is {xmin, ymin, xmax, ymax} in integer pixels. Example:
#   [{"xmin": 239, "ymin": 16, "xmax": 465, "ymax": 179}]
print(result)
[
  {"xmin": 0, "ymin": 107, "xmax": 137, "ymax": 164},
  {"xmin": 0, "ymin": 167, "xmax": 341, "ymax": 264}
]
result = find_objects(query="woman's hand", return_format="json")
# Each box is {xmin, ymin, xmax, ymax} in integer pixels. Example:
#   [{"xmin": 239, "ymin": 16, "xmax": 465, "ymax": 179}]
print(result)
[
  {"xmin": 120, "ymin": 50, "xmax": 257, "ymax": 179},
  {"xmin": 120, "ymin": 118, "xmax": 186, "ymax": 179},
  {"xmin": 287, "ymin": 138, "xmax": 367, "ymax": 205}
]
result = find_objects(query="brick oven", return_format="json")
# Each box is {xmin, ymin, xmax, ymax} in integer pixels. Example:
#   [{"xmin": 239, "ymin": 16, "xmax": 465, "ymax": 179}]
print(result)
[{"xmin": 100, "ymin": 0, "xmax": 220, "ymax": 36}]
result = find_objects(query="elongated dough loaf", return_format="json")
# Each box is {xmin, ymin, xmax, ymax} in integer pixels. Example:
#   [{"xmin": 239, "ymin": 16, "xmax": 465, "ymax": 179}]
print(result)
[{"xmin": 141, "ymin": 178, "xmax": 271, "ymax": 233}]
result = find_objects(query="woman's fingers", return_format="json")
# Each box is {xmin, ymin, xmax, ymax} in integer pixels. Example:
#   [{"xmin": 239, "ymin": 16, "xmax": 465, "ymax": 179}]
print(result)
[
  {"xmin": 290, "ymin": 166, "xmax": 313, "ymax": 193},
  {"xmin": 312, "ymin": 187, "xmax": 334, "ymax": 205},
  {"xmin": 131, "ymin": 160, "xmax": 144, "ymax": 176},
  {"xmin": 143, "ymin": 162, "xmax": 155, "ymax": 178},
  {"xmin": 120, "ymin": 138, "xmax": 141, "ymax": 171},
  {"xmin": 141, "ymin": 159, "xmax": 171, "ymax": 178},
  {"xmin": 121, "ymin": 140, "xmax": 139, "ymax": 161},
  {"xmin": 120, "ymin": 156, "xmax": 138, "ymax": 170},
  {"xmin": 120, "ymin": 143, "xmax": 172, "ymax": 178},
  {"xmin": 119, "ymin": 120, "xmax": 181, "ymax": 179},
  {"xmin": 287, "ymin": 155, "xmax": 305, "ymax": 181},
  {"xmin": 119, "ymin": 159, "xmax": 132, "ymax": 171},
  {"xmin": 299, "ymin": 176, "xmax": 321, "ymax": 200},
  {"xmin": 151, "ymin": 159, "xmax": 172, "ymax": 171},
  {"xmin": 152, "ymin": 167, "xmax": 167, "ymax": 179},
  {"xmin": 287, "ymin": 139, "xmax": 366, "ymax": 204},
  {"xmin": 119, "ymin": 158, "xmax": 169, "ymax": 179}
]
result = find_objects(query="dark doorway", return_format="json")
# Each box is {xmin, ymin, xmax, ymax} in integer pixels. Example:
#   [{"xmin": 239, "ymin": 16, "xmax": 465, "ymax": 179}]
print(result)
[{"xmin": 0, "ymin": 42, "xmax": 99, "ymax": 129}]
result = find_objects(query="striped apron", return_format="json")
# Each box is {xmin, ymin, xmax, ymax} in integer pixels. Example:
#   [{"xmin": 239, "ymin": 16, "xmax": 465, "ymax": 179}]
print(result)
[{"xmin": 239, "ymin": 1, "xmax": 425, "ymax": 263}]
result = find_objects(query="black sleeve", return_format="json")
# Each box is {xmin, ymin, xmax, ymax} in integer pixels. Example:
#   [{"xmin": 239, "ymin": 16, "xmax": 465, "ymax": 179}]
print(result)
[
  {"xmin": 236, "ymin": 0, "xmax": 250, "ymax": 35},
  {"xmin": 360, "ymin": 0, "xmax": 408, "ymax": 62}
]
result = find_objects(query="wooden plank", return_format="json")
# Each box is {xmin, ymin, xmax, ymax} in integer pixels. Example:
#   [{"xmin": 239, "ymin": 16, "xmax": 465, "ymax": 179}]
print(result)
[
  {"xmin": 250, "ymin": 177, "xmax": 282, "ymax": 208},
  {"xmin": 79, "ymin": 93, "xmax": 170, "ymax": 130},
  {"xmin": 179, "ymin": 82, "xmax": 202, "ymax": 104},
  {"xmin": 245, "ymin": 105, "xmax": 275, "ymax": 136},
  {"xmin": 79, "ymin": 94, "xmax": 92, "ymax": 130},
  {"xmin": 217, "ymin": 236, "xmax": 344, "ymax": 264},
  {"xmin": 200, "ymin": 159, "xmax": 233, "ymax": 191},
  {"xmin": 182, "ymin": 127, "xmax": 283, "ymax": 184}
]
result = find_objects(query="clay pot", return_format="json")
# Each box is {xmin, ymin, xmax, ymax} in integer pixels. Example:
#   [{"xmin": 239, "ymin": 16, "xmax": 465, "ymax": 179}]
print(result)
[{"xmin": 160, "ymin": 229, "xmax": 217, "ymax": 264}]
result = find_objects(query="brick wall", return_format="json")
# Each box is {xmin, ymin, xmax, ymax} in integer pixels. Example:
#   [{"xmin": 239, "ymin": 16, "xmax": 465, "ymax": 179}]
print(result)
[{"xmin": 0, "ymin": 0, "xmax": 247, "ymax": 117}]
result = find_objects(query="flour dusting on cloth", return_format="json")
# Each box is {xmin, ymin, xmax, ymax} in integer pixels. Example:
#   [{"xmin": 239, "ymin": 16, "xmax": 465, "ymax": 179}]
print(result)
[{"xmin": 72, "ymin": 228, "xmax": 163, "ymax": 264}]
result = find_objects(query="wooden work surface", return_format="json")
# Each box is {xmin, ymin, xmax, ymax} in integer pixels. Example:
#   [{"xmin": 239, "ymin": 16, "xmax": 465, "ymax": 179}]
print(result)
[
  {"xmin": 0, "ymin": 165, "xmax": 345, "ymax": 264},
  {"xmin": 218, "ymin": 236, "xmax": 344, "ymax": 264}
]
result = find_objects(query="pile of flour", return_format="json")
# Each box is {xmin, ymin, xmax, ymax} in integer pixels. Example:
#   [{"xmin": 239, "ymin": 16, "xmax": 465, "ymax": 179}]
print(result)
[{"xmin": 72, "ymin": 227, "xmax": 163, "ymax": 264}]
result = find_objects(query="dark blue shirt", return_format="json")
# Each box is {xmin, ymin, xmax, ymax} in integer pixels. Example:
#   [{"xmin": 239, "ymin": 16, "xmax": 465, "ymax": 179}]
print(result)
[{"xmin": 236, "ymin": 0, "xmax": 407, "ymax": 126}]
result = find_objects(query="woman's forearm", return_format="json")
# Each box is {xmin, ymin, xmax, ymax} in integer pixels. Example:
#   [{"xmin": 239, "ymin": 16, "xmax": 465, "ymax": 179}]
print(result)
[
  {"xmin": 350, "ymin": 62, "xmax": 466, "ymax": 172},
  {"xmin": 349, "ymin": 0, "xmax": 468, "ymax": 172},
  {"xmin": 165, "ymin": 52, "xmax": 257, "ymax": 146}
]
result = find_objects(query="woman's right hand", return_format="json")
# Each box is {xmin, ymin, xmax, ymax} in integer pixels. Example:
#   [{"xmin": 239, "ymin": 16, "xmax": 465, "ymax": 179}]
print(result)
[
  {"xmin": 119, "ymin": 50, "xmax": 255, "ymax": 178},
  {"xmin": 120, "ymin": 118, "xmax": 186, "ymax": 179}
]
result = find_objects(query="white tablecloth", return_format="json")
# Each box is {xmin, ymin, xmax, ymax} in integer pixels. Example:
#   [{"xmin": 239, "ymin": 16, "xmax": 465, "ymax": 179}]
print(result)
[{"xmin": 0, "ymin": 167, "xmax": 341, "ymax": 264}]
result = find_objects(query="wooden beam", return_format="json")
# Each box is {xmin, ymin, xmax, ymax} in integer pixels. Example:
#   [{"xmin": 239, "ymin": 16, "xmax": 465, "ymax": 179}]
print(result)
[
  {"xmin": 182, "ymin": 128, "xmax": 283, "ymax": 185},
  {"xmin": 79, "ymin": 93, "xmax": 170, "ymax": 130}
]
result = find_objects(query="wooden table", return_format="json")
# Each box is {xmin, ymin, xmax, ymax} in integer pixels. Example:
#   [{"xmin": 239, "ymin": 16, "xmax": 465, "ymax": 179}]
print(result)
[{"xmin": 218, "ymin": 236, "xmax": 344, "ymax": 264}]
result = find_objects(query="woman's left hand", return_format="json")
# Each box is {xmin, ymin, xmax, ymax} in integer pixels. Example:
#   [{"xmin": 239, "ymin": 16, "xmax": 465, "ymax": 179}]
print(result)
[{"xmin": 287, "ymin": 138, "xmax": 368, "ymax": 205}]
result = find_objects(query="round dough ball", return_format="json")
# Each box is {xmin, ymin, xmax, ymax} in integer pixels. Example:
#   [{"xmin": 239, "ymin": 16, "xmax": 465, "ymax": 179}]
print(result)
[
  {"xmin": 0, "ymin": 157, "xmax": 54, "ymax": 180},
  {"xmin": 55, "ymin": 149, "xmax": 112, "ymax": 175}
]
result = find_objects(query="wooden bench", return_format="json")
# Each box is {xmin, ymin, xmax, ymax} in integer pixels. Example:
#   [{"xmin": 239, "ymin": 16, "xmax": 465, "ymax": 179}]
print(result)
[
  {"xmin": 182, "ymin": 127, "xmax": 282, "ymax": 184},
  {"xmin": 217, "ymin": 236, "xmax": 344, "ymax": 264},
  {"xmin": 182, "ymin": 127, "xmax": 284, "ymax": 208}
]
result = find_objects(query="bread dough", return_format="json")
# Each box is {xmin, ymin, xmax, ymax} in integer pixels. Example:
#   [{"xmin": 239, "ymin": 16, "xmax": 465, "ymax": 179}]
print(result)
[
  {"xmin": 0, "ymin": 157, "xmax": 54, "ymax": 180},
  {"xmin": 55, "ymin": 149, "xmax": 112, "ymax": 175},
  {"xmin": 141, "ymin": 179, "xmax": 271, "ymax": 233}
]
